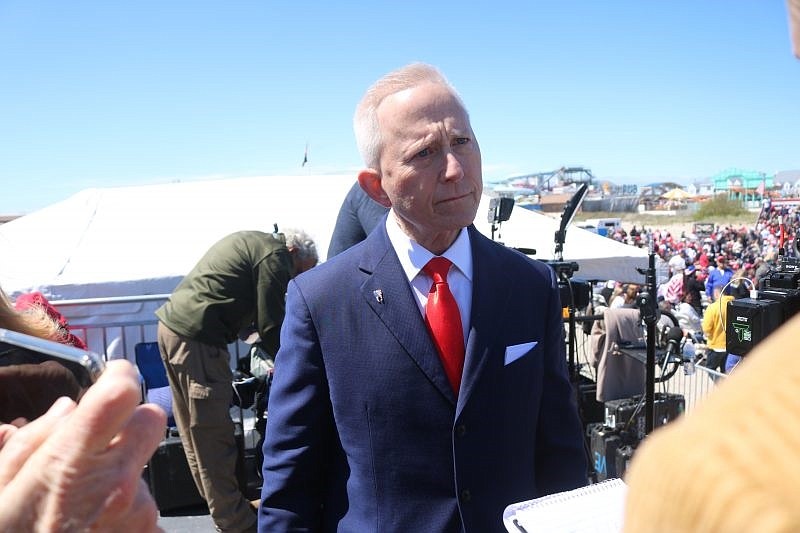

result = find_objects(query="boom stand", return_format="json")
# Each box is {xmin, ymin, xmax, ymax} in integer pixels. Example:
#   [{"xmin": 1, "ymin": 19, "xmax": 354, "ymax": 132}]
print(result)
[
  {"xmin": 551, "ymin": 183, "xmax": 587, "ymax": 380},
  {"xmin": 552, "ymin": 263, "xmax": 580, "ymax": 378},
  {"xmin": 550, "ymin": 240, "xmax": 579, "ymax": 377},
  {"xmin": 635, "ymin": 251, "xmax": 659, "ymax": 435}
]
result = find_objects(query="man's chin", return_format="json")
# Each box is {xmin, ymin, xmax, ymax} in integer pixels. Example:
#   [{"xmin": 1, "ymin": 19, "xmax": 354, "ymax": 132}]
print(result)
[
  {"xmin": 435, "ymin": 197, "xmax": 479, "ymax": 218},
  {"xmin": 435, "ymin": 212, "xmax": 479, "ymax": 231}
]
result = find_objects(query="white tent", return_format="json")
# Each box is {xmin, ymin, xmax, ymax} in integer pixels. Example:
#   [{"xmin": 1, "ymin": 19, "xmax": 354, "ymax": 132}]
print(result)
[
  {"xmin": 0, "ymin": 175, "xmax": 649, "ymax": 354},
  {"xmin": 474, "ymin": 207, "xmax": 649, "ymax": 284},
  {"xmin": 1, "ymin": 175, "xmax": 360, "ymax": 299}
]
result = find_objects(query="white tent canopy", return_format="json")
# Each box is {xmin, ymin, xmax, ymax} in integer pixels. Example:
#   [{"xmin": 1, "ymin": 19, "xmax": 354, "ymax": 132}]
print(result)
[
  {"xmin": 0, "ymin": 174, "xmax": 649, "ymax": 300},
  {"xmin": 474, "ymin": 206, "xmax": 649, "ymax": 284}
]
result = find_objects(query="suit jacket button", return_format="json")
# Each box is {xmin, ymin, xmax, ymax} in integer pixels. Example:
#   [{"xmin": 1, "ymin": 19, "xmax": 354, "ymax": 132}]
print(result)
[
  {"xmin": 455, "ymin": 424, "xmax": 467, "ymax": 437},
  {"xmin": 460, "ymin": 489, "xmax": 472, "ymax": 502}
]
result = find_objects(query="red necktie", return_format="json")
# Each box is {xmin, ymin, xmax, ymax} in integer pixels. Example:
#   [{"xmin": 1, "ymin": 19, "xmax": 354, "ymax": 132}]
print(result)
[{"xmin": 423, "ymin": 257, "xmax": 465, "ymax": 394}]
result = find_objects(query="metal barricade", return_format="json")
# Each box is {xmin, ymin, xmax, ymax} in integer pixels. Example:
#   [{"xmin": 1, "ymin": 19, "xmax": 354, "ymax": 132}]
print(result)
[
  {"xmin": 52, "ymin": 294, "xmax": 259, "ymax": 448},
  {"xmin": 657, "ymin": 361, "xmax": 726, "ymax": 413},
  {"xmin": 574, "ymin": 328, "xmax": 727, "ymax": 415},
  {"xmin": 51, "ymin": 294, "xmax": 248, "ymax": 362}
]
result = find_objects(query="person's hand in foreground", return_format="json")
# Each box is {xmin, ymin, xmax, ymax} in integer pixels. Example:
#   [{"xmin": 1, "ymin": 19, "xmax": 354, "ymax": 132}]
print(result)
[{"xmin": 0, "ymin": 359, "xmax": 166, "ymax": 532}]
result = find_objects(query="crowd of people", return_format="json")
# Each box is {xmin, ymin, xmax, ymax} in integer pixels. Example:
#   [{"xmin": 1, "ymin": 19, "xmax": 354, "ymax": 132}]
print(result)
[
  {"xmin": 583, "ymin": 198, "xmax": 800, "ymax": 393},
  {"xmin": 596, "ymin": 202, "xmax": 800, "ymax": 331},
  {"xmin": 605, "ymin": 200, "xmax": 800, "ymax": 280}
]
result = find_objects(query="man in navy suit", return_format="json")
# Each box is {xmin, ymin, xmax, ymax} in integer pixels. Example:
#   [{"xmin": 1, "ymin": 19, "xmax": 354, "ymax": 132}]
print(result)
[{"xmin": 259, "ymin": 63, "xmax": 587, "ymax": 532}]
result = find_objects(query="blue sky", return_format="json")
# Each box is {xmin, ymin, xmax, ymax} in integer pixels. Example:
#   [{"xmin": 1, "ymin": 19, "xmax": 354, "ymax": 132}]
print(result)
[{"xmin": 1, "ymin": 1, "xmax": 798, "ymax": 214}]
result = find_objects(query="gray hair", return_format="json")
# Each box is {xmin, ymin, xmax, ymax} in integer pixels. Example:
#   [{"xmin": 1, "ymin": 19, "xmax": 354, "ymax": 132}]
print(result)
[
  {"xmin": 353, "ymin": 63, "xmax": 467, "ymax": 170},
  {"xmin": 282, "ymin": 227, "xmax": 318, "ymax": 264}
]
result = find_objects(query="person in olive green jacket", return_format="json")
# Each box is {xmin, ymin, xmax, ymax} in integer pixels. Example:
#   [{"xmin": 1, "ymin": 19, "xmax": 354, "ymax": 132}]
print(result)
[{"xmin": 156, "ymin": 229, "xmax": 317, "ymax": 533}]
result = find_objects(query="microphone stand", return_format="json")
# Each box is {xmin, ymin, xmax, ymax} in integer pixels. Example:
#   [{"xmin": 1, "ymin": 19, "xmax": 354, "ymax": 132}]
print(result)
[{"xmin": 635, "ymin": 250, "xmax": 658, "ymax": 436}]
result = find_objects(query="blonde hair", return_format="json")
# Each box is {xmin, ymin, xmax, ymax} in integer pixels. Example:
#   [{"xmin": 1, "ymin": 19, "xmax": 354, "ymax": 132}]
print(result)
[
  {"xmin": 0, "ymin": 286, "xmax": 61, "ymax": 341},
  {"xmin": 353, "ymin": 63, "xmax": 467, "ymax": 169}
]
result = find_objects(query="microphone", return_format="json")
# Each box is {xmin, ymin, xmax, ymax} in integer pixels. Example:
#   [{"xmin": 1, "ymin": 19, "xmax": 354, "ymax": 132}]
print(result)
[
  {"xmin": 660, "ymin": 324, "xmax": 693, "ymax": 375},
  {"xmin": 663, "ymin": 325, "xmax": 684, "ymax": 360}
]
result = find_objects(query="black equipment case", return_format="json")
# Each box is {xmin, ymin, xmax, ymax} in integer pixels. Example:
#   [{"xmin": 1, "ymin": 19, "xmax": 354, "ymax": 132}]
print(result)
[
  {"xmin": 145, "ymin": 422, "xmax": 246, "ymax": 513},
  {"xmin": 145, "ymin": 430, "xmax": 205, "ymax": 512},
  {"xmin": 604, "ymin": 392, "xmax": 685, "ymax": 440},
  {"xmin": 575, "ymin": 374, "xmax": 605, "ymax": 426},
  {"xmin": 589, "ymin": 423, "xmax": 625, "ymax": 481},
  {"xmin": 615, "ymin": 444, "xmax": 636, "ymax": 480}
]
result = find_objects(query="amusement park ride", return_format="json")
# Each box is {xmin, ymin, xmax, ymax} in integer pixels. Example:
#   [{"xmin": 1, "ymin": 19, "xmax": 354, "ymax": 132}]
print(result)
[{"xmin": 497, "ymin": 166, "xmax": 596, "ymax": 191}]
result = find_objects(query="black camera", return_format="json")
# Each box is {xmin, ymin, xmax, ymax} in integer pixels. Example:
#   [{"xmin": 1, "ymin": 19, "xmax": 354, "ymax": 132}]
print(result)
[{"xmin": 726, "ymin": 250, "xmax": 800, "ymax": 357}]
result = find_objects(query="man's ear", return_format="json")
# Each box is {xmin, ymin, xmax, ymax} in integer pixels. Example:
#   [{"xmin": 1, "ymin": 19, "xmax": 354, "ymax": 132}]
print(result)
[{"xmin": 357, "ymin": 169, "xmax": 391, "ymax": 208}]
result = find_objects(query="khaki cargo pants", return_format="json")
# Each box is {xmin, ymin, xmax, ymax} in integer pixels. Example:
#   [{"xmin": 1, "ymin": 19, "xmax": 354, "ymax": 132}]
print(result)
[{"xmin": 157, "ymin": 322, "xmax": 256, "ymax": 533}]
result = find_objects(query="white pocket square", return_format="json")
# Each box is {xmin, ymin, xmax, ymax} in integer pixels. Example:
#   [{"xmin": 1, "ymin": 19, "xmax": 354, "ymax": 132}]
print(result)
[{"xmin": 504, "ymin": 341, "xmax": 538, "ymax": 365}]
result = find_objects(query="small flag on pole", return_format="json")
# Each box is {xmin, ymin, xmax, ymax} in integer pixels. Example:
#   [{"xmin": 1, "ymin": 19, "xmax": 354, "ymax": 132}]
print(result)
[{"xmin": 302, "ymin": 142, "xmax": 308, "ymax": 167}]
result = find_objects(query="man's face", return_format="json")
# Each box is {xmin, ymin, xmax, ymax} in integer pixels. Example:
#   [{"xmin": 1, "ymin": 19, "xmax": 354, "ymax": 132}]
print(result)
[{"xmin": 373, "ymin": 82, "xmax": 482, "ymax": 253}]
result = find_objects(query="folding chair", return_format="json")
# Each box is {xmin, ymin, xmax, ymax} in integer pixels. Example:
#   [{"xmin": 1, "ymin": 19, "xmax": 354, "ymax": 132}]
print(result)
[{"xmin": 134, "ymin": 341, "xmax": 174, "ymax": 427}]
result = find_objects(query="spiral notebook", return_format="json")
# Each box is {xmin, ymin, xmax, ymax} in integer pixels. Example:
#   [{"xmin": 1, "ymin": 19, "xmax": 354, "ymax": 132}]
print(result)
[{"xmin": 502, "ymin": 478, "xmax": 627, "ymax": 533}]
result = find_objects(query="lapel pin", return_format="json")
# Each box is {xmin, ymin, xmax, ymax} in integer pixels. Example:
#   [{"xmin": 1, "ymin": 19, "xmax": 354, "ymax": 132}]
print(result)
[{"xmin": 373, "ymin": 289, "xmax": 384, "ymax": 304}]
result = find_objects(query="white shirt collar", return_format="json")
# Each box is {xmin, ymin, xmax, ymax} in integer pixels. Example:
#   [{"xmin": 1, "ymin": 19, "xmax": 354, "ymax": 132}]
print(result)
[{"xmin": 385, "ymin": 212, "xmax": 473, "ymax": 283}]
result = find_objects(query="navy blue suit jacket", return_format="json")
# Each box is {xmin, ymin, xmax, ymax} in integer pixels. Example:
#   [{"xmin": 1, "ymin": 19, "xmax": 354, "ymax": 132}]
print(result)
[{"xmin": 259, "ymin": 223, "xmax": 587, "ymax": 532}]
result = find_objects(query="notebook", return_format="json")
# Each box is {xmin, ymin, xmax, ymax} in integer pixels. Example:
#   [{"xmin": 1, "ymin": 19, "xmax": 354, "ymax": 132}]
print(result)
[{"xmin": 502, "ymin": 478, "xmax": 628, "ymax": 533}]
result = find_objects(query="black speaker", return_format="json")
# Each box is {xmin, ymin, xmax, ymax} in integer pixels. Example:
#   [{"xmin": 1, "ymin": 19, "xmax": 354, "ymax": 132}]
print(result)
[{"xmin": 726, "ymin": 297, "xmax": 783, "ymax": 357}]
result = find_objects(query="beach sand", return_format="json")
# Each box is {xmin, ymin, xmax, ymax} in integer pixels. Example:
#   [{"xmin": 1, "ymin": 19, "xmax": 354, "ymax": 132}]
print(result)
[{"xmin": 574, "ymin": 211, "xmax": 757, "ymax": 240}]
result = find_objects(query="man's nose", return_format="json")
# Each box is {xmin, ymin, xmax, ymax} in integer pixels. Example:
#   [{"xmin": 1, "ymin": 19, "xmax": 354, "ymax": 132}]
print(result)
[{"xmin": 441, "ymin": 152, "xmax": 464, "ymax": 182}]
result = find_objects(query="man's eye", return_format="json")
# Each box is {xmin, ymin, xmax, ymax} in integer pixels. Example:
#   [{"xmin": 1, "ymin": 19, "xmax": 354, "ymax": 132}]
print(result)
[
  {"xmin": 453, "ymin": 137, "xmax": 470, "ymax": 145},
  {"xmin": 415, "ymin": 147, "xmax": 432, "ymax": 158}
]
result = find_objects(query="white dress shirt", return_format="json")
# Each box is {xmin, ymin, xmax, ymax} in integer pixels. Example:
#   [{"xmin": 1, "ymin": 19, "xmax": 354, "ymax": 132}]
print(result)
[{"xmin": 385, "ymin": 214, "xmax": 473, "ymax": 344}]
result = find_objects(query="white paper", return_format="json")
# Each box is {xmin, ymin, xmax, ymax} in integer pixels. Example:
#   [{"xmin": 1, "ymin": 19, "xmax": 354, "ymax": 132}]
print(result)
[{"xmin": 503, "ymin": 478, "xmax": 628, "ymax": 533}]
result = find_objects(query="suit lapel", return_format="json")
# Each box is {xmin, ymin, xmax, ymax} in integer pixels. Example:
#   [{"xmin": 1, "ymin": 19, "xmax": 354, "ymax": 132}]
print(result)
[
  {"xmin": 457, "ymin": 227, "xmax": 513, "ymax": 413},
  {"xmin": 358, "ymin": 227, "xmax": 456, "ymax": 403}
]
